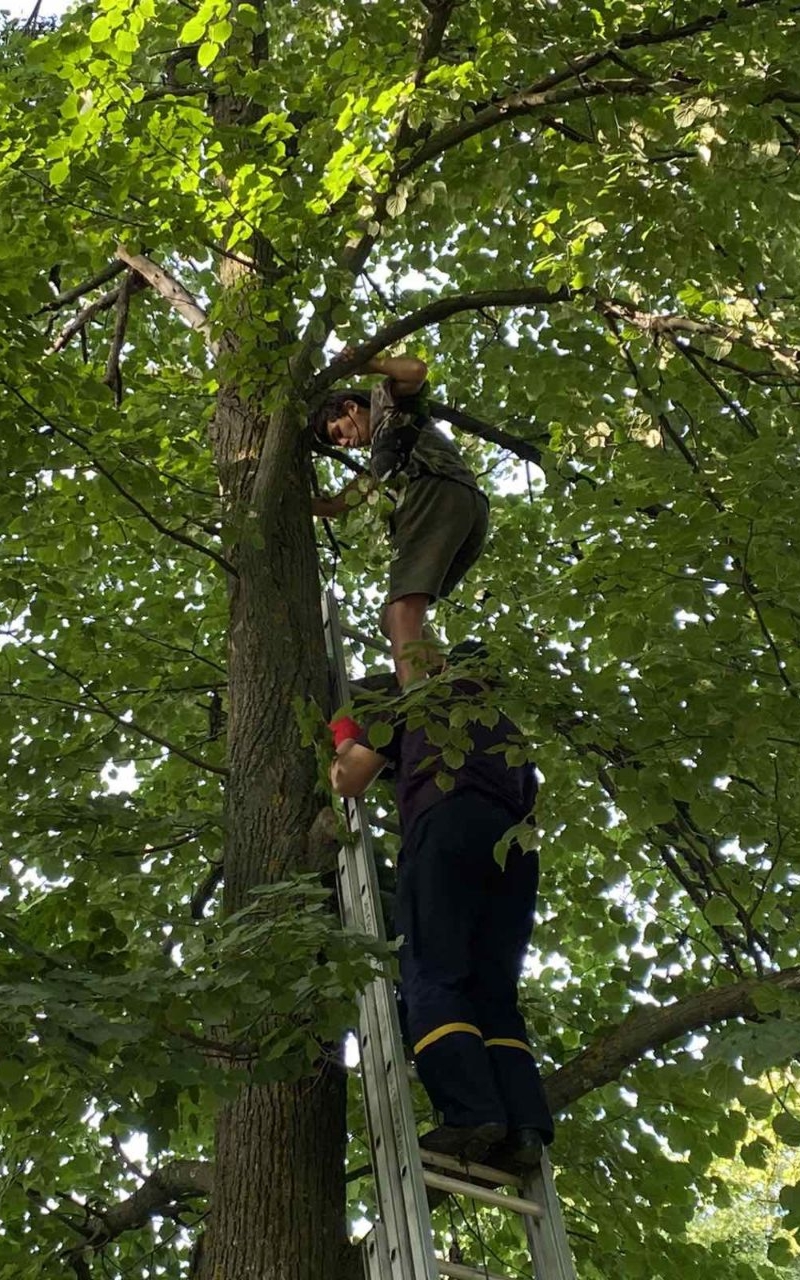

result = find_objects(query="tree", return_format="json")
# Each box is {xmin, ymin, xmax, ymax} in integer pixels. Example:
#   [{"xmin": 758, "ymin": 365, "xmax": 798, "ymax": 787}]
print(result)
[
  {"xmin": 689, "ymin": 1100, "xmax": 800, "ymax": 1277},
  {"xmin": 1, "ymin": 0, "xmax": 800, "ymax": 1276}
]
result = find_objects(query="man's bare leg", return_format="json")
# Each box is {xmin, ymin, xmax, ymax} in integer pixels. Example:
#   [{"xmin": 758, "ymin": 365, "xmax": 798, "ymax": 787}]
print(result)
[{"xmin": 381, "ymin": 594, "xmax": 434, "ymax": 688}]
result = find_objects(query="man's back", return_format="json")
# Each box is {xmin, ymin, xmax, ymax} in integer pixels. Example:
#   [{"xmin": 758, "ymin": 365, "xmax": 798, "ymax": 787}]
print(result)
[{"xmin": 357, "ymin": 676, "xmax": 537, "ymax": 835}]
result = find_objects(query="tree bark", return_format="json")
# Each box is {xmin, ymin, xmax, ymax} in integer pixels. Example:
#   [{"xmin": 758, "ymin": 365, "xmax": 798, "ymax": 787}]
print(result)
[{"xmin": 198, "ymin": 276, "xmax": 347, "ymax": 1277}]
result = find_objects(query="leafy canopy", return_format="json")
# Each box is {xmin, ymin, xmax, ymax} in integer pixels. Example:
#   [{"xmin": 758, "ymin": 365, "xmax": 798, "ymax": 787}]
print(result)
[{"xmin": 0, "ymin": 0, "xmax": 800, "ymax": 1276}]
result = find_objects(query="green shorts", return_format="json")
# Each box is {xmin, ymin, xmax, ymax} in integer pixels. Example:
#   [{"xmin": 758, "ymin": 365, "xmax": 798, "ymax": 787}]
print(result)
[{"xmin": 387, "ymin": 476, "xmax": 489, "ymax": 605}]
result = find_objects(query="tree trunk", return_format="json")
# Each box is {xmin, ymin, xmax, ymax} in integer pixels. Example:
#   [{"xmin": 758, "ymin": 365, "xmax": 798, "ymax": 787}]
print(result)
[{"xmin": 199, "ymin": 360, "xmax": 349, "ymax": 1276}]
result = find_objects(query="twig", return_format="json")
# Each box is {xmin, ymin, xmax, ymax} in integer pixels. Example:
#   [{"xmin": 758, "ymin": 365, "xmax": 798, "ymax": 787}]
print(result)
[
  {"xmin": 308, "ymin": 457, "xmax": 348, "ymax": 571},
  {"xmin": 2, "ymin": 378, "xmax": 237, "ymax": 579},
  {"xmin": 540, "ymin": 114, "xmax": 594, "ymax": 144},
  {"xmin": 103, "ymin": 270, "xmax": 137, "ymax": 405},
  {"xmin": 21, "ymin": 642, "xmax": 229, "ymax": 777},
  {"xmin": 37, "ymin": 260, "xmax": 126, "ymax": 314},
  {"xmin": 190, "ymin": 862, "xmax": 223, "ymax": 919},
  {"xmin": 110, "ymin": 1135, "xmax": 146, "ymax": 1183},
  {"xmin": 15, "ymin": 165, "xmax": 149, "ymax": 229},
  {"xmin": 740, "ymin": 523, "xmax": 800, "ymax": 699},
  {"xmin": 673, "ymin": 338, "xmax": 759, "ymax": 437},
  {"xmin": 48, "ymin": 278, "xmax": 146, "ymax": 355},
  {"xmin": 598, "ymin": 304, "xmax": 703, "ymax": 475},
  {"xmin": 681, "ymin": 342, "xmax": 793, "ymax": 384},
  {"xmin": 360, "ymin": 268, "xmax": 398, "ymax": 314}
]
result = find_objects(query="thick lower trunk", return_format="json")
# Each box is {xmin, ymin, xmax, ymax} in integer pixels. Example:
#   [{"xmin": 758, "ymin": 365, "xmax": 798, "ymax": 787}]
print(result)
[
  {"xmin": 200, "ymin": 383, "xmax": 349, "ymax": 1278},
  {"xmin": 203, "ymin": 1069, "xmax": 348, "ymax": 1280}
]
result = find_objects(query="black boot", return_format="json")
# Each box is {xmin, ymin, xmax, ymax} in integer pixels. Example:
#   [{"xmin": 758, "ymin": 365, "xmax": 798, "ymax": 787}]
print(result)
[
  {"xmin": 487, "ymin": 1126, "xmax": 544, "ymax": 1173},
  {"xmin": 420, "ymin": 1121, "xmax": 507, "ymax": 1163}
]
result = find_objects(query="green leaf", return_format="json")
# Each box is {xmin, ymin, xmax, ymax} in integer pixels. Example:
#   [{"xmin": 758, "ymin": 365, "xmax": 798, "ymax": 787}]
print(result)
[
  {"xmin": 773, "ymin": 1112, "xmax": 800, "ymax": 1146},
  {"xmin": 750, "ymin": 984, "xmax": 781, "ymax": 1014},
  {"xmin": 767, "ymin": 1237, "xmax": 794, "ymax": 1268},
  {"xmin": 779, "ymin": 1182, "xmax": 800, "ymax": 1213},
  {"xmin": 367, "ymin": 721, "xmax": 393, "ymax": 750},
  {"xmin": 49, "ymin": 159, "xmax": 70, "ymax": 186},
  {"xmin": 197, "ymin": 41, "xmax": 219, "ymax": 69},
  {"xmin": 704, "ymin": 898, "xmax": 738, "ymax": 927}
]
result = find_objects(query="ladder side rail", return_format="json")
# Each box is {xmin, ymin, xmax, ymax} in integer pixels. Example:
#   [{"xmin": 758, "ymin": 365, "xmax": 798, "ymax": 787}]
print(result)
[
  {"xmin": 338, "ymin": 845, "xmax": 434, "ymax": 1280},
  {"xmin": 522, "ymin": 1152, "xmax": 578, "ymax": 1280},
  {"xmin": 361, "ymin": 1224, "xmax": 392, "ymax": 1280},
  {"xmin": 324, "ymin": 590, "xmax": 438, "ymax": 1280}
]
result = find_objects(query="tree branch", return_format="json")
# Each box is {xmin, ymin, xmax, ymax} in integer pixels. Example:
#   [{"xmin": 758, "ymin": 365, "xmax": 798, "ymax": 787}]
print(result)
[
  {"xmin": 398, "ymin": 0, "xmax": 772, "ymax": 175},
  {"xmin": 190, "ymin": 862, "xmax": 224, "ymax": 919},
  {"xmin": 116, "ymin": 245, "xmax": 218, "ymax": 353},
  {"xmin": 314, "ymin": 286, "xmax": 574, "ymax": 391},
  {"xmin": 37, "ymin": 259, "xmax": 126, "ymax": 314},
  {"xmin": 61, "ymin": 1160, "xmax": 212, "ymax": 1258},
  {"xmin": 596, "ymin": 296, "xmax": 800, "ymax": 370},
  {"xmin": 318, "ymin": 287, "xmax": 797, "ymax": 399},
  {"xmin": 20, "ymin": 643, "xmax": 229, "ymax": 778},
  {"xmin": 545, "ymin": 964, "xmax": 800, "ymax": 1113},
  {"xmin": 140, "ymin": 84, "xmax": 206, "ymax": 101},
  {"xmin": 430, "ymin": 399, "xmax": 544, "ymax": 465},
  {"xmin": 400, "ymin": 76, "xmax": 692, "ymax": 176},
  {"xmin": 48, "ymin": 968, "xmax": 800, "ymax": 1257},
  {"xmin": 2, "ymin": 379, "xmax": 237, "ymax": 579},
  {"xmin": 48, "ymin": 276, "xmax": 147, "ymax": 355},
  {"xmin": 102, "ymin": 270, "xmax": 137, "ymax": 405}
]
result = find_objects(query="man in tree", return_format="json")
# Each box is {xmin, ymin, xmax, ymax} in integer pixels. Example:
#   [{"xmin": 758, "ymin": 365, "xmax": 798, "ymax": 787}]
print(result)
[
  {"xmin": 310, "ymin": 350, "xmax": 489, "ymax": 688},
  {"xmin": 328, "ymin": 648, "xmax": 554, "ymax": 1167}
]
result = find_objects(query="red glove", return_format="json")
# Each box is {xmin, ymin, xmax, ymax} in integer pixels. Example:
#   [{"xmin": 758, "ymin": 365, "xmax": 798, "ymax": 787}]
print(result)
[{"xmin": 329, "ymin": 715, "xmax": 362, "ymax": 749}]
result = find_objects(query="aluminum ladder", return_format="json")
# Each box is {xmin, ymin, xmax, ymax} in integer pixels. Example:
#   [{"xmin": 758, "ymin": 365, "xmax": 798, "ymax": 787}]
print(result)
[{"xmin": 323, "ymin": 588, "xmax": 578, "ymax": 1280}]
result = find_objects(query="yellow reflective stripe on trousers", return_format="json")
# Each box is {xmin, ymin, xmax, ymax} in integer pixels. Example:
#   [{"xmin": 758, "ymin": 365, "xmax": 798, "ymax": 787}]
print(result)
[
  {"xmin": 414, "ymin": 1022, "xmax": 482, "ymax": 1055},
  {"xmin": 484, "ymin": 1037, "xmax": 535, "ymax": 1057}
]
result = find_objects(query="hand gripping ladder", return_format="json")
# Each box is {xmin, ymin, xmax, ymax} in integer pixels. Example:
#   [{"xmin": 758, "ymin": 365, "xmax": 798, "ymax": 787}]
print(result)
[{"xmin": 323, "ymin": 589, "xmax": 578, "ymax": 1280}]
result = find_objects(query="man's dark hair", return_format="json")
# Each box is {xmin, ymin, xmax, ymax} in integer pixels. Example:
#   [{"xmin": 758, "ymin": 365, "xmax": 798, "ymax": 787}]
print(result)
[{"xmin": 308, "ymin": 390, "xmax": 371, "ymax": 444}]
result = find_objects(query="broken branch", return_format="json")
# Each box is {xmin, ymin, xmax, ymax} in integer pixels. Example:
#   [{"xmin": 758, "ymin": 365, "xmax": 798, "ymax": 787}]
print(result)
[{"xmin": 117, "ymin": 245, "xmax": 218, "ymax": 353}]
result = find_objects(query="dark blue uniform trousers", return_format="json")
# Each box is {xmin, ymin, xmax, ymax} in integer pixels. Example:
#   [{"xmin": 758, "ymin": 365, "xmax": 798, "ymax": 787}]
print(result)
[{"xmin": 395, "ymin": 789, "xmax": 554, "ymax": 1142}]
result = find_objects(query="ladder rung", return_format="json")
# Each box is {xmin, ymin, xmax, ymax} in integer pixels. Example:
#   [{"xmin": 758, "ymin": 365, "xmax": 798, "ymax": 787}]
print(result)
[
  {"xmin": 419, "ymin": 1147, "xmax": 525, "ymax": 1190},
  {"xmin": 437, "ymin": 1261, "xmax": 509, "ymax": 1280},
  {"xmin": 422, "ymin": 1170, "xmax": 544, "ymax": 1218},
  {"xmin": 341, "ymin": 624, "xmax": 392, "ymax": 656}
]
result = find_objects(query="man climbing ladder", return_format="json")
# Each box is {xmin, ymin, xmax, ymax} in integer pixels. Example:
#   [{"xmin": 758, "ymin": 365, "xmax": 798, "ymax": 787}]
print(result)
[
  {"xmin": 310, "ymin": 347, "xmax": 489, "ymax": 688},
  {"xmin": 323, "ymin": 592, "xmax": 577, "ymax": 1280},
  {"xmin": 329, "ymin": 645, "xmax": 554, "ymax": 1169}
]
